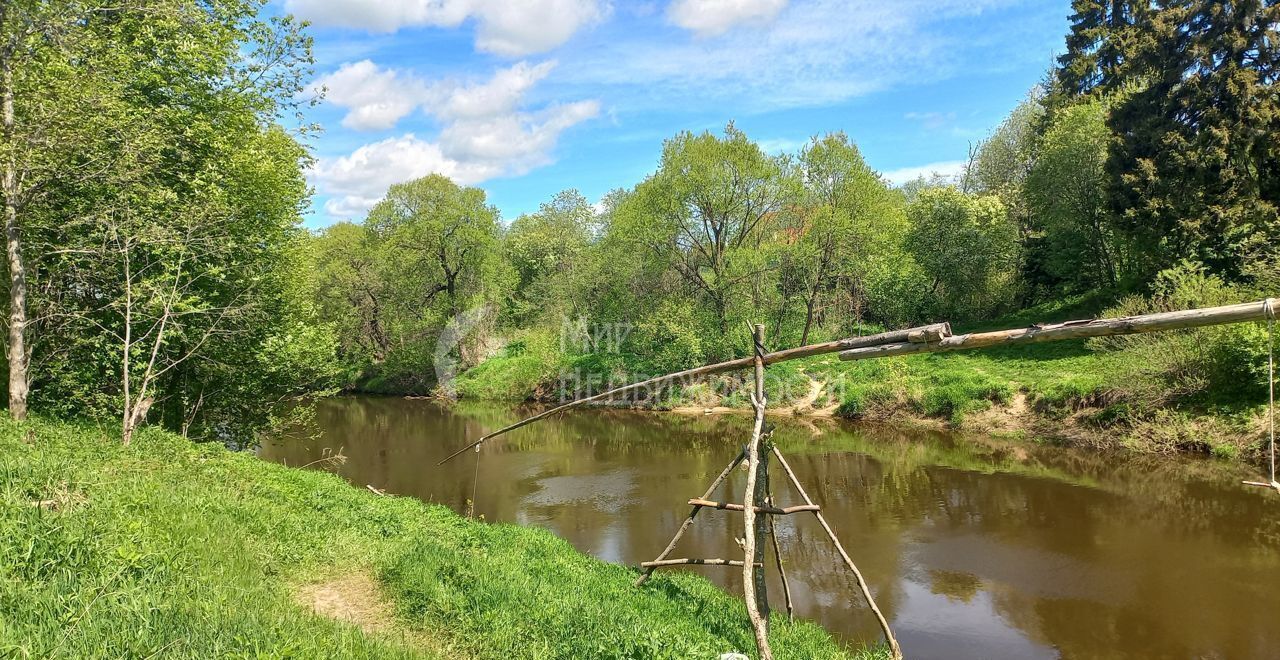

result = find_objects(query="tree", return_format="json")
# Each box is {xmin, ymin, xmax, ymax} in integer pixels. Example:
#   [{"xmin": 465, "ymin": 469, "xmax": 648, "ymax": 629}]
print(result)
[
  {"xmin": 368, "ymin": 174, "xmax": 501, "ymax": 322},
  {"xmin": 1050, "ymin": 0, "xmax": 1280, "ymax": 283},
  {"xmin": 785, "ymin": 133, "xmax": 906, "ymax": 343},
  {"xmin": 1051, "ymin": 0, "xmax": 1146, "ymax": 103},
  {"xmin": 311, "ymin": 222, "xmax": 389, "ymax": 364},
  {"xmin": 906, "ymin": 188, "xmax": 1020, "ymax": 320},
  {"xmin": 505, "ymin": 189, "xmax": 596, "ymax": 321},
  {"xmin": 1108, "ymin": 0, "xmax": 1280, "ymax": 282},
  {"xmin": 1026, "ymin": 99, "xmax": 1127, "ymax": 291},
  {"xmin": 616, "ymin": 124, "xmax": 796, "ymax": 347},
  {"xmin": 0, "ymin": 2, "xmax": 133, "ymax": 420},
  {"xmin": 0, "ymin": 1, "xmax": 320, "ymax": 443}
]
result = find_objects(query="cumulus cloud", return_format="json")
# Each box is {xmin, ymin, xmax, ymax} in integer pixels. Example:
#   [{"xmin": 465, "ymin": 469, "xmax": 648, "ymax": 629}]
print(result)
[
  {"xmin": 879, "ymin": 160, "xmax": 968, "ymax": 186},
  {"xmin": 667, "ymin": 0, "xmax": 788, "ymax": 36},
  {"xmin": 283, "ymin": 0, "xmax": 605, "ymax": 56},
  {"xmin": 309, "ymin": 61, "xmax": 600, "ymax": 219},
  {"xmin": 312, "ymin": 59, "xmax": 558, "ymax": 131},
  {"xmin": 565, "ymin": 0, "xmax": 1031, "ymax": 112},
  {"xmin": 312, "ymin": 61, "xmax": 429, "ymax": 131}
]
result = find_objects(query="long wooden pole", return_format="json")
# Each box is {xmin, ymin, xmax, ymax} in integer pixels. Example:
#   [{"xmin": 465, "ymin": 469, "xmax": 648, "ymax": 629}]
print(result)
[
  {"xmin": 437, "ymin": 323, "xmax": 951, "ymax": 464},
  {"xmin": 839, "ymin": 299, "xmax": 1277, "ymax": 362},
  {"xmin": 742, "ymin": 324, "xmax": 773, "ymax": 660}
]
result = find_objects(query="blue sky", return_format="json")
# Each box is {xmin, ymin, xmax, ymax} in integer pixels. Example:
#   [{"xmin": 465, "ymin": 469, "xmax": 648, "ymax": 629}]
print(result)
[{"xmin": 278, "ymin": 0, "xmax": 1072, "ymax": 228}]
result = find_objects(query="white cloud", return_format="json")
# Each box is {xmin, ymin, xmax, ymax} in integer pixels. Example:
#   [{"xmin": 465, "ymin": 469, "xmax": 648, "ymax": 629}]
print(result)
[
  {"xmin": 879, "ymin": 159, "xmax": 968, "ymax": 186},
  {"xmin": 312, "ymin": 60, "xmax": 429, "ymax": 131},
  {"xmin": 313, "ymin": 60, "xmax": 560, "ymax": 132},
  {"xmin": 564, "ymin": 0, "xmax": 1030, "ymax": 112},
  {"xmin": 283, "ymin": 0, "xmax": 605, "ymax": 56},
  {"xmin": 668, "ymin": 0, "xmax": 788, "ymax": 36},
  {"xmin": 309, "ymin": 61, "xmax": 600, "ymax": 220},
  {"xmin": 437, "ymin": 61, "xmax": 557, "ymax": 120},
  {"xmin": 470, "ymin": 1, "xmax": 608, "ymax": 57}
]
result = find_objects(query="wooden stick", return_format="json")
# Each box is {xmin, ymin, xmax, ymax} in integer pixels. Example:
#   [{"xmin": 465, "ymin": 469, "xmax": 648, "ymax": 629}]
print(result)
[
  {"xmin": 772, "ymin": 446, "xmax": 903, "ymax": 660},
  {"xmin": 840, "ymin": 299, "xmax": 1278, "ymax": 363},
  {"xmin": 685, "ymin": 498, "xmax": 820, "ymax": 515},
  {"xmin": 437, "ymin": 322, "xmax": 953, "ymax": 464},
  {"xmin": 767, "ymin": 494, "xmax": 794, "ymax": 622},
  {"xmin": 741, "ymin": 324, "xmax": 773, "ymax": 660},
  {"xmin": 1242, "ymin": 480, "xmax": 1280, "ymax": 493},
  {"xmin": 635, "ymin": 449, "xmax": 747, "ymax": 586},
  {"xmin": 640, "ymin": 558, "xmax": 761, "ymax": 568}
]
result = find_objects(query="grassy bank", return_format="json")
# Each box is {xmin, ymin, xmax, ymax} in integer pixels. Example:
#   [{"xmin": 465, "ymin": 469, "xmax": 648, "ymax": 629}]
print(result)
[
  {"xmin": 450, "ymin": 295, "xmax": 1274, "ymax": 461},
  {"xmin": 0, "ymin": 415, "xmax": 880, "ymax": 659}
]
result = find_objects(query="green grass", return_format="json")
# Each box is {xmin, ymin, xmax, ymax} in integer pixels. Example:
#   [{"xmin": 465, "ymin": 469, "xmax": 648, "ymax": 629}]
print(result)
[{"xmin": 0, "ymin": 415, "xmax": 881, "ymax": 659}]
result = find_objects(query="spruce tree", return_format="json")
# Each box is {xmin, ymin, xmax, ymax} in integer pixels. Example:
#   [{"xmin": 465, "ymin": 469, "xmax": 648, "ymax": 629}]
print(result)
[{"xmin": 1107, "ymin": 0, "xmax": 1279, "ymax": 281}]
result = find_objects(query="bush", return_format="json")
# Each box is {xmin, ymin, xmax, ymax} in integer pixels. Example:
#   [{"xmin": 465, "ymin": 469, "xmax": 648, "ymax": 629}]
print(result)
[{"xmin": 1090, "ymin": 261, "xmax": 1272, "ymax": 414}]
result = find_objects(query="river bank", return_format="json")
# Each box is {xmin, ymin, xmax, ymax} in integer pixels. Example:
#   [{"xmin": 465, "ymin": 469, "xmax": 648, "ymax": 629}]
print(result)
[
  {"xmin": 0, "ymin": 414, "xmax": 881, "ymax": 659},
  {"xmin": 263, "ymin": 396, "xmax": 1280, "ymax": 659},
  {"xmin": 442, "ymin": 340, "xmax": 1271, "ymax": 464}
]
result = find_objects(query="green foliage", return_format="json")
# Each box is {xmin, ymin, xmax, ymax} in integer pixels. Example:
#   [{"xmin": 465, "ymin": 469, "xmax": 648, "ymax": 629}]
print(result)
[
  {"xmin": 311, "ymin": 175, "xmax": 509, "ymax": 393},
  {"xmin": 2, "ymin": 0, "xmax": 328, "ymax": 444},
  {"xmin": 1090, "ymin": 262, "xmax": 1273, "ymax": 413},
  {"xmin": 1051, "ymin": 0, "xmax": 1280, "ymax": 283},
  {"xmin": 905, "ymin": 188, "xmax": 1020, "ymax": 320},
  {"xmin": 0, "ymin": 416, "xmax": 870, "ymax": 659},
  {"xmin": 1026, "ymin": 97, "xmax": 1129, "ymax": 291}
]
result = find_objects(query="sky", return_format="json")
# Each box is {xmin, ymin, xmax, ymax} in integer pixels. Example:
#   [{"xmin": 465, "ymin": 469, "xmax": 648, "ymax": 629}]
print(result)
[{"xmin": 277, "ymin": 0, "xmax": 1073, "ymax": 228}]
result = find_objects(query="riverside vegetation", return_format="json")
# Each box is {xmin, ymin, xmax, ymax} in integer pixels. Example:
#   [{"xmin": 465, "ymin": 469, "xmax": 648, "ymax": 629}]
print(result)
[
  {"xmin": 1, "ymin": 1, "xmax": 1275, "ymax": 459},
  {"xmin": 0, "ymin": 1, "xmax": 1276, "ymax": 657}
]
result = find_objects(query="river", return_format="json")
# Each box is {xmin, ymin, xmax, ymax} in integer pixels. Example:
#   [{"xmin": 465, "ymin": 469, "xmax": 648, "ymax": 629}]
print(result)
[{"xmin": 259, "ymin": 396, "xmax": 1280, "ymax": 659}]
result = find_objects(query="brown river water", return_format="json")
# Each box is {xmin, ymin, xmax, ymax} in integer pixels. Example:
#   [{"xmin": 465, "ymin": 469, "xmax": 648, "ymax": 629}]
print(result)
[{"xmin": 260, "ymin": 396, "xmax": 1280, "ymax": 659}]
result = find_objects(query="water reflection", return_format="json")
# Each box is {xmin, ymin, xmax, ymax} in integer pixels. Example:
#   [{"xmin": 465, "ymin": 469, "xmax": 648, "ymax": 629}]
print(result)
[{"xmin": 261, "ymin": 396, "xmax": 1280, "ymax": 659}]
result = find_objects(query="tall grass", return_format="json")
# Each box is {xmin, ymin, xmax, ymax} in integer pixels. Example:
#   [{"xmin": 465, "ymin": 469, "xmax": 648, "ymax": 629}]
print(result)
[{"xmin": 0, "ymin": 416, "xmax": 878, "ymax": 659}]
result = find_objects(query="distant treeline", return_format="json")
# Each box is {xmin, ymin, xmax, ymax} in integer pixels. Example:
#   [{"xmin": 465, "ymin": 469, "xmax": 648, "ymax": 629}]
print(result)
[
  {"xmin": 1, "ymin": 1, "xmax": 1276, "ymax": 445},
  {"xmin": 310, "ymin": 0, "xmax": 1279, "ymax": 395}
]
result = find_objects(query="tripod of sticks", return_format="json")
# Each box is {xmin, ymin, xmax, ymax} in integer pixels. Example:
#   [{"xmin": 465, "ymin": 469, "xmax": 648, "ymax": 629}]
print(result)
[{"xmin": 634, "ymin": 325, "xmax": 902, "ymax": 660}]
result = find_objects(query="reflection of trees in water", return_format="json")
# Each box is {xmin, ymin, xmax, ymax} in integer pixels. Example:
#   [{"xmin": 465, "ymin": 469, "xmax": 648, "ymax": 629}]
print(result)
[{"xmin": 266, "ymin": 396, "xmax": 1280, "ymax": 658}]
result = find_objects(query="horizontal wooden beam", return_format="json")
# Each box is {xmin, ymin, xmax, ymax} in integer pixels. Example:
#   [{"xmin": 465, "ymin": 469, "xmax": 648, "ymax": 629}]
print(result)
[
  {"xmin": 438, "ymin": 299, "xmax": 1274, "ymax": 466},
  {"xmin": 438, "ymin": 322, "xmax": 953, "ymax": 464},
  {"xmin": 639, "ymin": 558, "xmax": 762, "ymax": 568},
  {"xmin": 840, "ymin": 299, "xmax": 1277, "ymax": 363},
  {"xmin": 686, "ymin": 498, "xmax": 822, "ymax": 515}
]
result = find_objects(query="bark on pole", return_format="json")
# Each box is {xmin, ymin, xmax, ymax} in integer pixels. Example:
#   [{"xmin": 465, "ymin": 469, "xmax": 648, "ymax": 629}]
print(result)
[
  {"xmin": 1, "ymin": 54, "xmax": 28, "ymax": 421},
  {"xmin": 741, "ymin": 323, "xmax": 773, "ymax": 660},
  {"xmin": 839, "ymin": 299, "xmax": 1278, "ymax": 362}
]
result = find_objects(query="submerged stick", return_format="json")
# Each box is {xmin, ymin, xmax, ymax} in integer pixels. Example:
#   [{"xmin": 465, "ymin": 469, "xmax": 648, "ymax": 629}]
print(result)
[
  {"xmin": 635, "ymin": 448, "xmax": 746, "ymax": 586},
  {"xmin": 767, "ymin": 493, "xmax": 794, "ymax": 622},
  {"xmin": 437, "ymin": 322, "xmax": 952, "ymax": 465},
  {"xmin": 772, "ymin": 446, "xmax": 903, "ymax": 659},
  {"xmin": 685, "ymin": 498, "xmax": 820, "ymax": 515},
  {"xmin": 640, "ymin": 558, "xmax": 760, "ymax": 568}
]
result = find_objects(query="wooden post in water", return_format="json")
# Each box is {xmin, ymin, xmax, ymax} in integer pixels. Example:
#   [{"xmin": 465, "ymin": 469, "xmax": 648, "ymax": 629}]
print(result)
[{"xmin": 741, "ymin": 323, "xmax": 773, "ymax": 660}]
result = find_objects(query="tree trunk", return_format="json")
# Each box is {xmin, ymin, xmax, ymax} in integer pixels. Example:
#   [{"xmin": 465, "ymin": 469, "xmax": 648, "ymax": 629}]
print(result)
[{"xmin": 1, "ymin": 55, "xmax": 28, "ymax": 421}]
